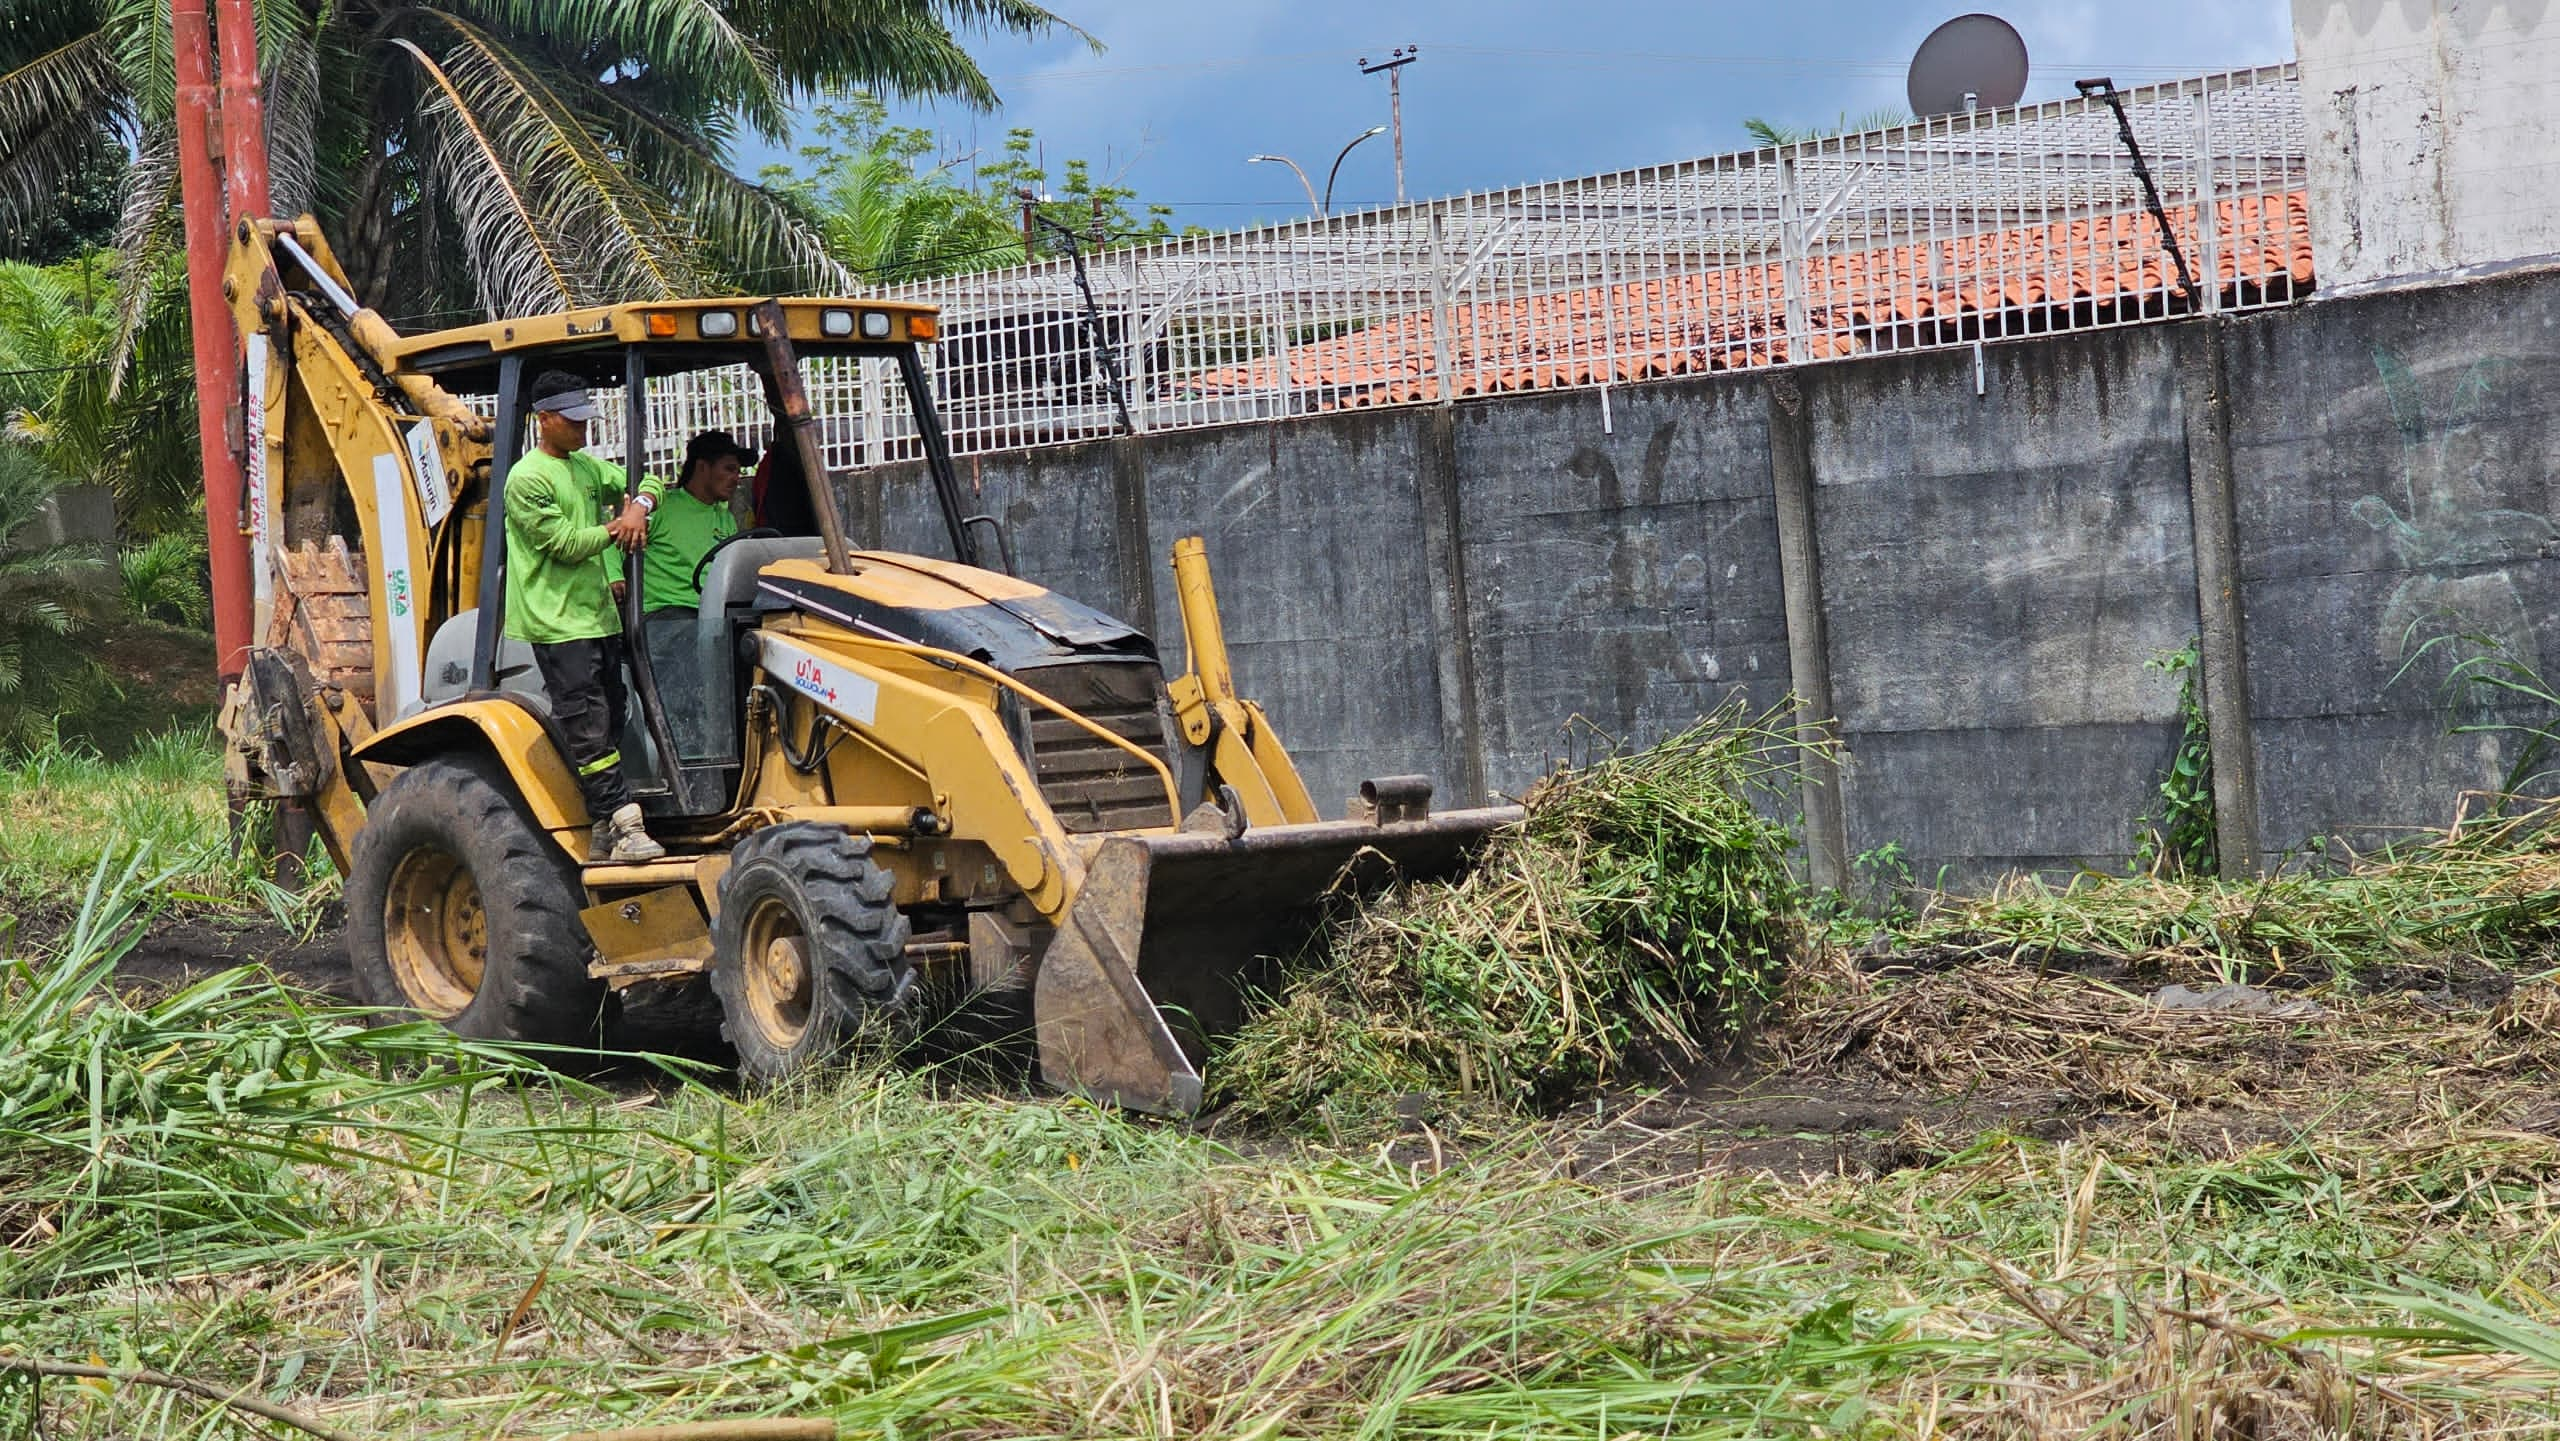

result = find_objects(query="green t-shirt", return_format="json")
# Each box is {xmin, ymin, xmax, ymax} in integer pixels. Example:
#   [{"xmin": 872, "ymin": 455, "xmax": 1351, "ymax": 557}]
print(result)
[
  {"xmin": 640, "ymin": 484, "xmax": 740, "ymax": 612},
  {"xmin": 501, "ymin": 449, "xmax": 664, "ymax": 644}
]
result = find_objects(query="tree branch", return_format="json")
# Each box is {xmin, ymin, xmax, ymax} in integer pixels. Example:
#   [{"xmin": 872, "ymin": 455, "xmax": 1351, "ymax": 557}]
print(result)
[{"xmin": 0, "ymin": 1355, "xmax": 363, "ymax": 1441}]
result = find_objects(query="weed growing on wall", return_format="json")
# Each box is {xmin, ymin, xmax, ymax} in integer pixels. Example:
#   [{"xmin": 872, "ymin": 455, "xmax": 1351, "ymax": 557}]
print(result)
[{"xmin": 2134, "ymin": 641, "xmax": 2217, "ymax": 877}]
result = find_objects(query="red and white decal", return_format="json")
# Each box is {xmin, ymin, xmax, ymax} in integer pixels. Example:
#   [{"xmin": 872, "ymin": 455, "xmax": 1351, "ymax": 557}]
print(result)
[{"xmin": 760, "ymin": 634, "xmax": 879, "ymax": 727}]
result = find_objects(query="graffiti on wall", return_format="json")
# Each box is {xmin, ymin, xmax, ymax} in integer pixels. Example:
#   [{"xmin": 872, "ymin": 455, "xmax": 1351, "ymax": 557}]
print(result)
[{"xmin": 2352, "ymin": 348, "xmax": 2555, "ymax": 719}]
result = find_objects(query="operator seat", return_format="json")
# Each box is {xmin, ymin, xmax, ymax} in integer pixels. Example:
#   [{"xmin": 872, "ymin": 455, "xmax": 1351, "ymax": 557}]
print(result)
[{"xmin": 679, "ymin": 536, "xmax": 824, "ymax": 763}]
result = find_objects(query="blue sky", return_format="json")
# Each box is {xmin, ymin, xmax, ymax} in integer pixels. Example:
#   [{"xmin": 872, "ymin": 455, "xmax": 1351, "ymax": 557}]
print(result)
[{"xmin": 747, "ymin": 1, "xmax": 2298, "ymax": 233}]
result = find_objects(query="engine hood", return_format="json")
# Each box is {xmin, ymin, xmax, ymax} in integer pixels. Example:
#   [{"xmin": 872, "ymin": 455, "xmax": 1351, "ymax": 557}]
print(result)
[{"xmin": 754, "ymin": 553, "xmax": 1155, "ymax": 672}]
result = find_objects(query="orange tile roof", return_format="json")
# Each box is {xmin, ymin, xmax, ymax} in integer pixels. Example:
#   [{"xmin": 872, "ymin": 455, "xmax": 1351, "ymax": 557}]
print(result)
[{"xmin": 1185, "ymin": 192, "xmax": 2312, "ymax": 409}]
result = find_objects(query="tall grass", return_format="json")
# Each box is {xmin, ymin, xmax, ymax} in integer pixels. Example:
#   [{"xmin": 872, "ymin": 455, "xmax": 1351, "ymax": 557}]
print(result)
[
  {"xmin": 0, "ymin": 726, "xmax": 328, "ymax": 928},
  {"xmin": 3, "ymin": 857, "xmax": 2559, "ymax": 1435}
]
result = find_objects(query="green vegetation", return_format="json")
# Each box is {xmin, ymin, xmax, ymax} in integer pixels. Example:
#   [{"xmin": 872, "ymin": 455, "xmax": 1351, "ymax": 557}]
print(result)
[
  {"xmin": 3, "ymin": 849, "xmax": 2559, "ymax": 1437},
  {"xmin": 766, "ymin": 94, "xmax": 1182, "ymax": 284},
  {"xmin": 1743, "ymin": 110, "xmax": 1913, "ymax": 147},
  {"xmin": 1216, "ymin": 702, "xmax": 1808, "ymax": 1130},
  {"xmin": 0, "ymin": 1, "xmax": 1086, "ymax": 326},
  {"xmin": 2134, "ymin": 640, "xmax": 2219, "ymax": 878}
]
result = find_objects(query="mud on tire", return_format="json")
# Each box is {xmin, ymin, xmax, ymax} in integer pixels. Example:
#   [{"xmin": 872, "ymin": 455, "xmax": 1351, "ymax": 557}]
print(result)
[
  {"xmin": 710, "ymin": 823, "xmax": 913, "ymax": 1085},
  {"xmin": 346, "ymin": 755, "xmax": 605, "ymax": 1044}
]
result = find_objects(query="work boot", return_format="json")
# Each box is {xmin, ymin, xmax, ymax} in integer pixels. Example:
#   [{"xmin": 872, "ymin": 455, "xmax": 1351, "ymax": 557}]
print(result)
[{"xmin": 592, "ymin": 803, "xmax": 666, "ymax": 863}]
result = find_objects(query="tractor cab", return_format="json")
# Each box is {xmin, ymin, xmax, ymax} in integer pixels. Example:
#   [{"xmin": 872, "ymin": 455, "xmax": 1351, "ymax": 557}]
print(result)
[{"xmin": 385, "ymin": 297, "xmax": 1025, "ymax": 820}]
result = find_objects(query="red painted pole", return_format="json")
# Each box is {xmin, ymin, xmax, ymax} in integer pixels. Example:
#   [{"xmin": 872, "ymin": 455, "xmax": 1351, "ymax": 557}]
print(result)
[
  {"xmin": 213, "ymin": 0, "xmax": 271, "ymax": 218},
  {"xmin": 174, "ymin": 0, "xmax": 252, "ymax": 684}
]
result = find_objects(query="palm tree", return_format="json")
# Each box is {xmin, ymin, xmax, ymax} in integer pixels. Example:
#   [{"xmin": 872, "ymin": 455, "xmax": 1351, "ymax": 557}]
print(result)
[
  {"xmin": 0, "ymin": 441, "xmax": 110, "ymax": 747},
  {"xmin": 0, "ymin": 256, "xmax": 198, "ymax": 533},
  {"xmin": 0, "ymin": 0, "xmax": 1082, "ymax": 331},
  {"xmin": 1743, "ymin": 109, "xmax": 1911, "ymax": 148}
]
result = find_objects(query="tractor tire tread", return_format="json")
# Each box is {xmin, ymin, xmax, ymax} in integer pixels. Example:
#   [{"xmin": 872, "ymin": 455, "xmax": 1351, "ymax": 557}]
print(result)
[
  {"xmin": 710, "ymin": 823, "xmax": 912, "ymax": 1084},
  {"xmin": 345, "ymin": 754, "xmax": 602, "ymax": 1045}
]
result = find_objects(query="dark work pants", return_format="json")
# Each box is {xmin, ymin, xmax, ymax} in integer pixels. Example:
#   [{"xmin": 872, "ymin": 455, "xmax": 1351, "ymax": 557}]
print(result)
[{"xmin": 532, "ymin": 636, "xmax": 633, "ymax": 821}]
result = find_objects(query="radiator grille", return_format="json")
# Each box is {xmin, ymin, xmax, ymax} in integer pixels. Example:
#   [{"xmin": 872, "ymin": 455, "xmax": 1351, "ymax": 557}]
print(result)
[{"xmin": 1019, "ymin": 662, "xmax": 1177, "ymax": 834}]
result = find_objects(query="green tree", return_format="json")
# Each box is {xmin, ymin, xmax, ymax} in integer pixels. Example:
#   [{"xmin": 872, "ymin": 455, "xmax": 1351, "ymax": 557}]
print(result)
[
  {"xmin": 0, "ymin": 117, "xmax": 122, "ymax": 264},
  {"xmin": 0, "ymin": 443, "xmax": 111, "ymax": 746},
  {"xmin": 769, "ymin": 93, "xmax": 1177, "ymax": 283},
  {"xmin": 0, "ymin": 0, "xmax": 1086, "ymax": 330},
  {"xmin": 0, "ymin": 255, "xmax": 199, "ymax": 535}
]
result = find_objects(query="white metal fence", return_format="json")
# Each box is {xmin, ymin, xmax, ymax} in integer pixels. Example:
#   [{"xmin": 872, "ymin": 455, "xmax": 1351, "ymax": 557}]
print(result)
[{"xmin": 604, "ymin": 63, "xmax": 2309, "ymax": 471}]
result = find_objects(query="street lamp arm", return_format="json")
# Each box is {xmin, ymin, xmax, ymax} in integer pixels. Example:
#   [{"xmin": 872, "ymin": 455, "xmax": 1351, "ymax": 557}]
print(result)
[
  {"xmin": 1322, "ymin": 126, "xmax": 1388, "ymax": 217},
  {"xmin": 1247, "ymin": 153, "xmax": 1320, "ymax": 217}
]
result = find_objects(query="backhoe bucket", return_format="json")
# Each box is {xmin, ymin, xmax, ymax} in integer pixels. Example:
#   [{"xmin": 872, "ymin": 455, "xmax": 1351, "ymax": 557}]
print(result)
[{"xmin": 1032, "ymin": 806, "xmax": 1524, "ymax": 1116}]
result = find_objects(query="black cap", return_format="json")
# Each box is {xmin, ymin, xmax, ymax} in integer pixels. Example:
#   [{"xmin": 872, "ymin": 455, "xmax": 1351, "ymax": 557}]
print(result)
[{"xmin": 684, "ymin": 430, "xmax": 757, "ymax": 469}]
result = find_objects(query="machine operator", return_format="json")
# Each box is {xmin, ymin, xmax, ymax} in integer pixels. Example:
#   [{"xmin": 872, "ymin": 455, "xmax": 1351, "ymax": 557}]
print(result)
[{"xmin": 640, "ymin": 429, "xmax": 753, "ymax": 613}]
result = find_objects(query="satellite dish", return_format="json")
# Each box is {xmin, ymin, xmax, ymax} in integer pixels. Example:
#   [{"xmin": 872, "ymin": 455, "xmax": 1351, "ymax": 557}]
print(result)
[{"xmin": 1906, "ymin": 13, "xmax": 2029, "ymax": 117}]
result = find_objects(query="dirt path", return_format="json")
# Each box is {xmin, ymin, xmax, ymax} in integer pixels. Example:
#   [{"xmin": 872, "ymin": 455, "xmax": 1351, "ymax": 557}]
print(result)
[{"xmin": 115, "ymin": 909, "xmax": 358, "ymax": 1000}]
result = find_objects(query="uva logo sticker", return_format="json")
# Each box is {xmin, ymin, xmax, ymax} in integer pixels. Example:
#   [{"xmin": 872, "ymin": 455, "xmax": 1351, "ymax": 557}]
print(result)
[
  {"xmin": 765, "ymin": 636, "xmax": 879, "ymax": 726},
  {"xmin": 792, "ymin": 656, "xmax": 839, "ymax": 705}
]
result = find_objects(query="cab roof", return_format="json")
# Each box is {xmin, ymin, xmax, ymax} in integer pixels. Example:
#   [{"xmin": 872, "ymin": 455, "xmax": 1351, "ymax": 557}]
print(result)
[{"xmin": 385, "ymin": 297, "xmax": 940, "ymax": 393}]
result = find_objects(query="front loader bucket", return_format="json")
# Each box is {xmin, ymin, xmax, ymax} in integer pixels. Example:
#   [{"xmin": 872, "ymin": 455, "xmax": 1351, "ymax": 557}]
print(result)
[{"xmin": 1032, "ymin": 806, "xmax": 1524, "ymax": 1116}]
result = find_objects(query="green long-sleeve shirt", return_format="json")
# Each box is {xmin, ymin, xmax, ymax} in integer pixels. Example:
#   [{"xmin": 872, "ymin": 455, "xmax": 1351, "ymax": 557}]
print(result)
[
  {"xmin": 639, "ymin": 484, "xmax": 740, "ymax": 612},
  {"xmin": 501, "ymin": 449, "xmax": 666, "ymax": 644}
]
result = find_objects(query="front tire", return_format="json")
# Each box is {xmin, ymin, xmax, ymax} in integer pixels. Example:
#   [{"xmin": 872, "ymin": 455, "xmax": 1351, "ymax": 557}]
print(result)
[
  {"xmin": 346, "ymin": 755, "xmax": 604, "ymax": 1044},
  {"xmin": 710, "ymin": 824, "xmax": 912, "ymax": 1085}
]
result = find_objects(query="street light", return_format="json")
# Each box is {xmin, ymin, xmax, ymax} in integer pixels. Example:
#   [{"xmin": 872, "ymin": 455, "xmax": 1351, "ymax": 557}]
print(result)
[
  {"xmin": 1246, "ymin": 153, "xmax": 1320, "ymax": 216},
  {"xmin": 1323, "ymin": 126, "xmax": 1387, "ymax": 216},
  {"xmin": 1248, "ymin": 125, "xmax": 1390, "ymax": 218}
]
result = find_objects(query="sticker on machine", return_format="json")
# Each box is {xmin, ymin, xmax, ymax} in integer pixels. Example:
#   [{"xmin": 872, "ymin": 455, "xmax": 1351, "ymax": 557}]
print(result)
[{"xmin": 760, "ymin": 633, "xmax": 878, "ymax": 727}]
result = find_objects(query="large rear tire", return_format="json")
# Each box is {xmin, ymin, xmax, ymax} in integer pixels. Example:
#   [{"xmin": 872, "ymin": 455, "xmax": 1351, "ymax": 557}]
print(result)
[
  {"xmin": 346, "ymin": 755, "xmax": 604, "ymax": 1044},
  {"xmin": 710, "ymin": 824, "xmax": 912, "ymax": 1085}
]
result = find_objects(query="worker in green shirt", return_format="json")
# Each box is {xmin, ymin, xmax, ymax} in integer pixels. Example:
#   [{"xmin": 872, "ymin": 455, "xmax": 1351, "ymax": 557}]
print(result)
[
  {"xmin": 640, "ymin": 430, "xmax": 751, "ymax": 612},
  {"xmin": 505, "ymin": 370, "xmax": 668, "ymax": 863}
]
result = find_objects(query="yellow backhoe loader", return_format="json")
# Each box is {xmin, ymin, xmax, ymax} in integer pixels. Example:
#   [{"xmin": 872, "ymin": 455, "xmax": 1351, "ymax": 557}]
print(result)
[{"xmin": 213, "ymin": 217, "xmax": 1518, "ymax": 1114}]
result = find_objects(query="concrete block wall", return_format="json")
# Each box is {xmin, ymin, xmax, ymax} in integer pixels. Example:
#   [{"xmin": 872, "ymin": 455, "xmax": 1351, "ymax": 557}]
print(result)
[{"xmin": 855, "ymin": 265, "xmax": 2560, "ymax": 885}]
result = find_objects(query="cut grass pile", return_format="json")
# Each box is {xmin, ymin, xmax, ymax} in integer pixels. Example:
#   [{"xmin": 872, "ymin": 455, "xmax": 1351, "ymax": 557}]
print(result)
[
  {"xmin": 1214, "ymin": 701, "xmax": 1809, "ymax": 1129},
  {"xmin": 6, "ymin": 862, "xmax": 2560, "ymax": 1437},
  {"xmin": 1890, "ymin": 801, "xmax": 2560, "ymax": 980}
]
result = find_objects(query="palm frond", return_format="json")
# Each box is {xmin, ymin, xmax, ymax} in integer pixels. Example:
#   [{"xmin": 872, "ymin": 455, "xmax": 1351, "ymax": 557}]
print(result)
[
  {"xmin": 721, "ymin": 0, "xmax": 1088, "ymax": 109},
  {"xmin": 413, "ymin": 14, "xmax": 705, "ymax": 302},
  {"xmin": 105, "ymin": 131, "xmax": 178, "ymax": 392},
  {"xmin": 108, "ymin": 0, "xmax": 167, "ymax": 115},
  {"xmin": 387, "ymin": 37, "xmax": 577, "ymax": 316},
  {"xmin": 445, "ymin": 0, "xmax": 791, "ymax": 138},
  {"xmin": 259, "ymin": 22, "xmax": 323, "ymax": 217},
  {"xmin": 584, "ymin": 82, "xmax": 849, "ymax": 294},
  {"xmin": 0, "ymin": 31, "xmax": 129, "ymax": 225}
]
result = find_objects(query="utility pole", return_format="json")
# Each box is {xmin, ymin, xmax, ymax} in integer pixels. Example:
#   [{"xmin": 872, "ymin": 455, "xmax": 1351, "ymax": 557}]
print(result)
[
  {"xmin": 173, "ymin": 0, "xmax": 251, "ymax": 686},
  {"xmin": 1359, "ymin": 46, "xmax": 1419, "ymax": 203}
]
